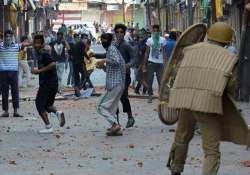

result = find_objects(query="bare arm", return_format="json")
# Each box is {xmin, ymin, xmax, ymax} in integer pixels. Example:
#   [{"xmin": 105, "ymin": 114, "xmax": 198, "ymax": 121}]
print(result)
[
  {"xmin": 39, "ymin": 62, "xmax": 56, "ymax": 73},
  {"xmin": 32, "ymin": 62, "xmax": 56, "ymax": 74}
]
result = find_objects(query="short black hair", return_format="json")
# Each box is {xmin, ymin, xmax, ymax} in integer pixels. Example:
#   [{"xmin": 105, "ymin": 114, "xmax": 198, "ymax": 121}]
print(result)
[
  {"xmin": 57, "ymin": 32, "xmax": 64, "ymax": 36},
  {"xmin": 81, "ymin": 33, "xmax": 88, "ymax": 39},
  {"xmin": 152, "ymin": 25, "xmax": 160, "ymax": 30},
  {"xmin": 101, "ymin": 33, "xmax": 113, "ymax": 42},
  {"xmin": 20, "ymin": 36, "xmax": 28, "ymax": 42},
  {"xmin": 169, "ymin": 31, "xmax": 177, "ymax": 40},
  {"xmin": 33, "ymin": 34, "xmax": 44, "ymax": 44},
  {"xmin": 114, "ymin": 23, "xmax": 127, "ymax": 33},
  {"xmin": 4, "ymin": 30, "xmax": 13, "ymax": 36}
]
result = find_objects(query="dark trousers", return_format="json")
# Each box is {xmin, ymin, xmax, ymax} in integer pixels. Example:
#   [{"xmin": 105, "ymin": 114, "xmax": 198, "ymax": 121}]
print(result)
[
  {"xmin": 0, "ymin": 71, "xmax": 19, "ymax": 111},
  {"xmin": 147, "ymin": 62, "xmax": 164, "ymax": 95},
  {"xmin": 73, "ymin": 63, "xmax": 86, "ymax": 88},
  {"xmin": 35, "ymin": 85, "xmax": 58, "ymax": 114},
  {"xmin": 117, "ymin": 74, "xmax": 132, "ymax": 115}
]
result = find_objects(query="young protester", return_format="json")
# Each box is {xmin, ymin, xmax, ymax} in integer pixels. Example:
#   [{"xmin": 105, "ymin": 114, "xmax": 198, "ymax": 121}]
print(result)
[
  {"xmin": 96, "ymin": 33, "xmax": 126, "ymax": 136},
  {"xmin": 32, "ymin": 34, "xmax": 65, "ymax": 134}
]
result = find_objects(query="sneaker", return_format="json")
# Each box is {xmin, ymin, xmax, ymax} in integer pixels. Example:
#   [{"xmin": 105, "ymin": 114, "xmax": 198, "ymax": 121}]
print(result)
[
  {"xmin": 13, "ymin": 113, "xmax": 24, "ymax": 118},
  {"xmin": 126, "ymin": 117, "xmax": 135, "ymax": 128},
  {"xmin": 56, "ymin": 111, "xmax": 65, "ymax": 127},
  {"xmin": 38, "ymin": 127, "xmax": 54, "ymax": 134},
  {"xmin": 106, "ymin": 124, "xmax": 122, "ymax": 136},
  {"xmin": 147, "ymin": 95, "xmax": 153, "ymax": 103},
  {"xmin": 1, "ymin": 112, "xmax": 9, "ymax": 118}
]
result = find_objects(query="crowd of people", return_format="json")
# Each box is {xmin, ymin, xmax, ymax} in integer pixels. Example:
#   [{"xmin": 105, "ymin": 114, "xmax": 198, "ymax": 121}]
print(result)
[
  {"xmin": 0, "ymin": 18, "xmax": 247, "ymax": 175},
  {"xmin": 0, "ymin": 22, "xmax": 179, "ymax": 133}
]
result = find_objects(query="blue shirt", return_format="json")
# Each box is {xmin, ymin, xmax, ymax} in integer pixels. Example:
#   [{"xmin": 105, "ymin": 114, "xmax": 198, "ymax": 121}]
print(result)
[
  {"xmin": 165, "ymin": 39, "xmax": 176, "ymax": 60},
  {"xmin": 0, "ymin": 42, "xmax": 20, "ymax": 72}
]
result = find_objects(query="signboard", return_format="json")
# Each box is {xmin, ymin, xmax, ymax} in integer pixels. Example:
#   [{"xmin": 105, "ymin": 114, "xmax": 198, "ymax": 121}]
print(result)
[
  {"xmin": 59, "ymin": 2, "xmax": 87, "ymax": 11},
  {"xmin": 104, "ymin": 0, "xmax": 139, "ymax": 4},
  {"xmin": 107, "ymin": 4, "xmax": 119, "ymax": 11},
  {"xmin": 72, "ymin": 0, "xmax": 87, "ymax": 2},
  {"xmin": 87, "ymin": 0, "xmax": 103, "ymax": 2}
]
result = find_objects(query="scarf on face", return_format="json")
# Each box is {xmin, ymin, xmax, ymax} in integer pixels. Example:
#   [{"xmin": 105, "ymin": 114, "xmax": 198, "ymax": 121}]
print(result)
[{"xmin": 152, "ymin": 32, "xmax": 160, "ymax": 49}]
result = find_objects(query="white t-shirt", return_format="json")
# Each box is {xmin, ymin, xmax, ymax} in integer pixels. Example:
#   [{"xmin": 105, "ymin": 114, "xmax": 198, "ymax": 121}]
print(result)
[{"xmin": 146, "ymin": 37, "xmax": 166, "ymax": 64}]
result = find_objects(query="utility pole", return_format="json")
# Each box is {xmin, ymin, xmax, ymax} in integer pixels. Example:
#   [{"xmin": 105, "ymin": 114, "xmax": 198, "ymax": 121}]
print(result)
[
  {"xmin": 2, "ymin": 5, "xmax": 4, "ymax": 40},
  {"xmin": 146, "ymin": 0, "xmax": 151, "ymax": 28},
  {"xmin": 211, "ymin": 0, "xmax": 217, "ymax": 23},
  {"xmin": 133, "ymin": 0, "xmax": 135, "ymax": 26},
  {"xmin": 122, "ymin": 0, "xmax": 125, "ymax": 24},
  {"xmin": 187, "ymin": 0, "xmax": 193, "ymax": 26},
  {"xmin": 157, "ymin": 0, "xmax": 161, "ymax": 26},
  {"xmin": 237, "ymin": 0, "xmax": 250, "ymax": 101}
]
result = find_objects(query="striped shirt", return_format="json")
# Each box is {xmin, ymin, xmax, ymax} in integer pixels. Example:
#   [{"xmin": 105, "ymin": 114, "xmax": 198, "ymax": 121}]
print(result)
[{"xmin": 0, "ymin": 42, "xmax": 20, "ymax": 71}]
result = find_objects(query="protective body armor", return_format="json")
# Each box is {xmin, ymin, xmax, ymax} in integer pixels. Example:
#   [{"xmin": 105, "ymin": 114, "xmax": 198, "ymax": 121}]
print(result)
[{"xmin": 168, "ymin": 42, "xmax": 238, "ymax": 114}]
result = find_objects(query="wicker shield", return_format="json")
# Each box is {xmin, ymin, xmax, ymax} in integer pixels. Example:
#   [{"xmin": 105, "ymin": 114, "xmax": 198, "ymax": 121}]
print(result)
[{"xmin": 158, "ymin": 23, "xmax": 207, "ymax": 125}]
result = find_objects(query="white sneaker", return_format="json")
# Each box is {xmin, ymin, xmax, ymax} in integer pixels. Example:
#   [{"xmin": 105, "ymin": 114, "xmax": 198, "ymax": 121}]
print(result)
[
  {"xmin": 38, "ymin": 127, "xmax": 54, "ymax": 134},
  {"xmin": 56, "ymin": 111, "xmax": 65, "ymax": 127}
]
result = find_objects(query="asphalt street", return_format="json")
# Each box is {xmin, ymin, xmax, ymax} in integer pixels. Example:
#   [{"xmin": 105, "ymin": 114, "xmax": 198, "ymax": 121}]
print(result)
[
  {"xmin": 0, "ymin": 44, "xmax": 249, "ymax": 175},
  {"xmin": 0, "ymin": 96, "xmax": 250, "ymax": 175}
]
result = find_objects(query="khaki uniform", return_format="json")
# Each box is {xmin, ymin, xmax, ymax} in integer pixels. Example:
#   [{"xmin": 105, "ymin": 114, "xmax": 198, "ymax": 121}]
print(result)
[
  {"xmin": 167, "ymin": 42, "xmax": 241, "ymax": 175},
  {"xmin": 169, "ymin": 110, "xmax": 221, "ymax": 175}
]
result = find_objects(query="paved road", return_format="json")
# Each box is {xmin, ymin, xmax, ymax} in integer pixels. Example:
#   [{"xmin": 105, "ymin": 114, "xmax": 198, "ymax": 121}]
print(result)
[
  {"xmin": 0, "ymin": 97, "xmax": 249, "ymax": 175},
  {"xmin": 0, "ymin": 44, "xmax": 249, "ymax": 174}
]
